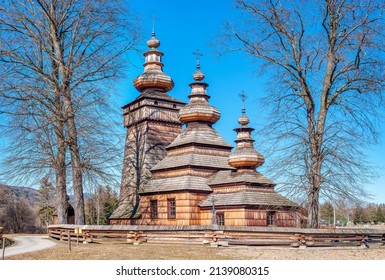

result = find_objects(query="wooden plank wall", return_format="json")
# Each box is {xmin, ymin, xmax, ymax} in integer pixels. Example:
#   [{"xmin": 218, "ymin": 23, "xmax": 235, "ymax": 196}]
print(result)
[
  {"xmin": 140, "ymin": 192, "xmax": 208, "ymax": 226},
  {"xmin": 199, "ymin": 209, "xmax": 300, "ymax": 227}
]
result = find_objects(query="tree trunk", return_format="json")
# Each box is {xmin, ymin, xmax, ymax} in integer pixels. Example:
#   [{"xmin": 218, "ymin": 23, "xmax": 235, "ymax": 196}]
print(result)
[
  {"xmin": 48, "ymin": 3, "xmax": 85, "ymax": 225},
  {"xmin": 307, "ymin": 137, "xmax": 323, "ymax": 228},
  {"xmin": 55, "ymin": 127, "xmax": 68, "ymax": 224},
  {"xmin": 307, "ymin": 183, "xmax": 320, "ymax": 228},
  {"xmin": 64, "ymin": 94, "xmax": 85, "ymax": 225}
]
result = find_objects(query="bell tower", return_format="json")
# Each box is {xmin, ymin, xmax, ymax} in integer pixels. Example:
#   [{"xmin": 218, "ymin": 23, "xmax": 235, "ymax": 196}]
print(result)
[{"xmin": 110, "ymin": 32, "xmax": 185, "ymax": 223}]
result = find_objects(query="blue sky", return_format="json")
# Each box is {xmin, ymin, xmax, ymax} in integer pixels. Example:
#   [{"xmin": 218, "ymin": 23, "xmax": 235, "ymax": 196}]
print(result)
[{"xmin": 115, "ymin": 0, "xmax": 385, "ymax": 204}]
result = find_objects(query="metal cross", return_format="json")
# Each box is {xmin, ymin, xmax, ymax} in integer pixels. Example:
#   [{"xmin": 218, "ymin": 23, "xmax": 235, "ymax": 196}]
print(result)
[
  {"xmin": 151, "ymin": 14, "xmax": 159, "ymax": 36},
  {"xmin": 239, "ymin": 90, "xmax": 248, "ymax": 114},
  {"xmin": 193, "ymin": 49, "xmax": 203, "ymax": 69}
]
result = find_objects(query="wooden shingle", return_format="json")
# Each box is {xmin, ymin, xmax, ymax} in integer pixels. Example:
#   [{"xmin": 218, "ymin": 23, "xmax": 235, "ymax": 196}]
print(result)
[
  {"xmin": 140, "ymin": 175, "xmax": 212, "ymax": 194},
  {"xmin": 199, "ymin": 190, "xmax": 301, "ymax": 209}
]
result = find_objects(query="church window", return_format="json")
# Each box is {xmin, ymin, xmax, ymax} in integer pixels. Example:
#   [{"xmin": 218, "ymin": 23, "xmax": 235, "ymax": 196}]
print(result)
[
  {"xmin": 150, "ymin": 200, "xmax": 158, "ymax": 219},
  {"xmin": 216, "ymin": 212, "xmax": 225, "ymax": 226},
  {"xmin": 168, "ymin": 198, "xmax": 176, "ymax": 219},
  {"xmin": 267, "ymin": 211, "xmax": 275, "ymax": 226}
]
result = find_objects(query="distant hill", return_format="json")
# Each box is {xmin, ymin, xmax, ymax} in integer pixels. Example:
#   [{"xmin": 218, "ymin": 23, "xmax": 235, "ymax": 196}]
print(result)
[
  {"xmin": 0, "ymin": 183, "xmax": 92, "ymax": 208},
  {"xmin": 0, "ymin": 184, "xmax": 42, "ymax": 207}
]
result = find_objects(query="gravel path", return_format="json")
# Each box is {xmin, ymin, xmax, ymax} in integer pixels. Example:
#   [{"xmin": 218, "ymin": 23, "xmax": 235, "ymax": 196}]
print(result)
[{"xmin": 4, "ymin": 235, "xmax": 56, "ymax": 258}]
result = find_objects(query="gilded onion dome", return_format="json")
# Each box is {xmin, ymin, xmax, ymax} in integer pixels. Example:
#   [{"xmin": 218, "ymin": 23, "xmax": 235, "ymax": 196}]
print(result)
[
  {"xmin": 178, "ymin": 64, "xmax": 220, "ymax": 124},
  {"xmin": 228, "ymin": 104, "xmax": 265, "ymax": 169},
  {"xmin": 133, "ymin": 32, "xmax": 174, "ymax": 92}
]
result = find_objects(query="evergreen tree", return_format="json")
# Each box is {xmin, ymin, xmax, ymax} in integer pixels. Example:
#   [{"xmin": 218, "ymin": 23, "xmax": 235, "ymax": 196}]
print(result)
[
  {"xmin": 353, "ymin": 206, "xmax": 368, "ymax": 224},
  {"xmin": 320, "ymin": 202, "xmax": 334, "ymax": 225},
  {"xmin": 375, "ymin": 207, "xmax": 385, "ymax": 223},
  {"xmin": 37, "ymin": 177, "xmax": 56, "ymax": 227},
  {"xmin": 85, "ymin": 186, "xmax": 118, "ymax": 225}
]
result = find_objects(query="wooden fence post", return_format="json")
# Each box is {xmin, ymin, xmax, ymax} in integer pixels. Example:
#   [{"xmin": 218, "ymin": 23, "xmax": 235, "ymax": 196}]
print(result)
[
  {"xmin": 360, "ymin": 235, "xmax": 368, "ymax": 248},
  {"xmin": 2, "ymin": 237, "xmax": 6, "ymax": 260},
  {"xmin": 68, "ymin": 231, "xmax": 71, "ymax": 252}
]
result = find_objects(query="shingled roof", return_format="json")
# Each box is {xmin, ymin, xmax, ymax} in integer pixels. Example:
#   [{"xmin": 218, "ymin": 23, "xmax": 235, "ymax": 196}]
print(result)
[
  {"xmin": 122, "ymin": 88, "xmax": 185, "ymax": 109},
  {"xmin": 167, "ymin": 125, "xmax": 233, "ymax": 150},
  {"xmin": 109, "ymin": 201, "xmax": 141, "ymax": 219},
  {"xmin": 151, "ymin": 153, "xmax": 232, "ymax": 171},
  {"xmin": 140, "ymin": 175, "xmax": 212, "ymax": 194},
  {"xmin": 208, "ymin": 170, "xmax": 275, "ymax": 187},
  {"xmin": 198, "ymin": 190, "xmax": 301, "ymax": 209}
]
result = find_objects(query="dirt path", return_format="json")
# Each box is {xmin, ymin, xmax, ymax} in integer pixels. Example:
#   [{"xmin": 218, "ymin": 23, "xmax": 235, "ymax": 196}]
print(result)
[{"xmin": 4, "ymin": 235, "xmax": 56, "ymax": 258}]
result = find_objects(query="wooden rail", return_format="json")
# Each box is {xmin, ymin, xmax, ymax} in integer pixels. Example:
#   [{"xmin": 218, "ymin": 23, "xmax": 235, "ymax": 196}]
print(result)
[{"xmin": 47, "ymin": 224, "xmax": 385, "ymax": 248}]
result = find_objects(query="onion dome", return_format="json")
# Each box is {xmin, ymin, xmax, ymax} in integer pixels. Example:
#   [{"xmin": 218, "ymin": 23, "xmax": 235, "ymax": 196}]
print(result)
[
  {"xmin": 146, "ymin": 33, "xmax": 160, "ymax": 49},
  {"xmin": 228, "ymin": 103, "xmax": 265, "ymax": 170},
  {"xmin": 133, "ymin": 32, "xmax": 174, "ymax": 92},
  {"xmin": 179, "ymin": 63, "xmax": 220, "ymax": 125}
]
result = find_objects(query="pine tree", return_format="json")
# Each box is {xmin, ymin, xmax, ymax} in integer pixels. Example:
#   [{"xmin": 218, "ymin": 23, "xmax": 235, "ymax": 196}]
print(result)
[
  {"xmin": 353, "ymin": 206, "xmax": 368, "ymax": 224},
  {"xmin": 85, "ymin": 186, "xmax": 118, "ymax": 225},
  {"xmin": 320, "ymin": 202, "xmax": 334, "ymax": 225},
  {"xmin": 37, "ymin": 177, "xmax": 55, "ymax": 227},
  {"xmin": 375, "ymin": 207, "xmax": 385, "ymax": 223}
]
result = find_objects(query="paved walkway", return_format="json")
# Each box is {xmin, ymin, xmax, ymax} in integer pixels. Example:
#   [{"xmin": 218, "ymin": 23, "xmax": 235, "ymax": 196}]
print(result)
[{"xmin": 3, "ymin": 235, "xmax": 56, "ymax": 258}]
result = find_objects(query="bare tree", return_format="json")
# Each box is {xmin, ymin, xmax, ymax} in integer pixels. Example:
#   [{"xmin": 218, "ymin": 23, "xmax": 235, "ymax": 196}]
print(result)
[
  {"xmin": 0, "ymin": 87, "xmax": 69, "ymax": 223},
  {"xmin": 222, "ymin": 0, "xmax": 385, "ymax": 227},
  {"xmin": 0, "ymin": 0, "xmax": 138, "ymax": 224},
  {"xmin": 0, "ymin": 189, "xmax": 40, "ymax": 233}
]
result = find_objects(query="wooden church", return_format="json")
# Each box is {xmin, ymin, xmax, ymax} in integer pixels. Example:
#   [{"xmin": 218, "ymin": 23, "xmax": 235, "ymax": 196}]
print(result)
[{"xmin": 109, "ymin": 32, "xmax": 306, "ymax": 227}]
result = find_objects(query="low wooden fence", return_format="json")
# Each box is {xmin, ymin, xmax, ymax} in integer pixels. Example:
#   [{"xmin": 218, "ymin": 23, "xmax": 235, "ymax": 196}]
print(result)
[{"xmin": 47, "ymin": 224, "xmax": 385, "ymax": 248}]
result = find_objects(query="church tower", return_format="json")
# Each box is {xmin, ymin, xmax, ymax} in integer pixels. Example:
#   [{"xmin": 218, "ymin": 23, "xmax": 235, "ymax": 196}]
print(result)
[
  {"xmin": 137, "ymin": 61, "xmax": 234, "ymax": 226},
  {"xmin": 110, "ymin": 32, "xmax": 185, "ymax": 223}
]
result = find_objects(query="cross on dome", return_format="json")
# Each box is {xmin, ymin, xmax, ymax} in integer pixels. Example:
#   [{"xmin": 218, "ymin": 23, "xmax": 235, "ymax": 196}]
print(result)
[
  {"xmin": 238, "ymin": 90, "xmax": 250, "ymax": 125},
  {"xmin": 151, "ymin": 14, "xmax": 158, "ymax": 37},
  {"xmin": 192, "ymin": 49, "xmax": 205, "ymax": 82},
  {"xmin": 239, "ymin": 90, "xmax": 248, "ymax": 114},
  {"xmin": 193, "ymin": 49, "xmax": 203, "ymax": 69}
]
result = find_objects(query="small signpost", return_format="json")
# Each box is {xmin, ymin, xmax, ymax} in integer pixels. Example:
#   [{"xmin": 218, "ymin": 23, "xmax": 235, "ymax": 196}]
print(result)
[{"xmin": 74, "ymin": 228, "xmax": 82, "ymax": 246}]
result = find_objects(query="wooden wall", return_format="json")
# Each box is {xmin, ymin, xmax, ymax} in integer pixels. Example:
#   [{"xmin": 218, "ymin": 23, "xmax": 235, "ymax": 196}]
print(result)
[
  {"xmin": 245, "ymin": 209, "xmax": 300, "ymax": 227},
  {"xmin": 138, "ymin": 192, "xmax": 208, "ymax": 226},
  {"xmin": 119, "ymin": 120, "xmax": 183, "ymax": 215},
  {"xmin": 200, "ymin": 208, "xmax": 302, "ymax": 227},
  {"xmin": 113, "ymin": 192, "xmax": 304, "ymax": 228},
  {"xmin": 200, "ymin": 208, "xmax": 247, "ymax": 226},
  {"xmin": 53, "ymin": 206, "xmax": 75, "ymax": 225}
]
